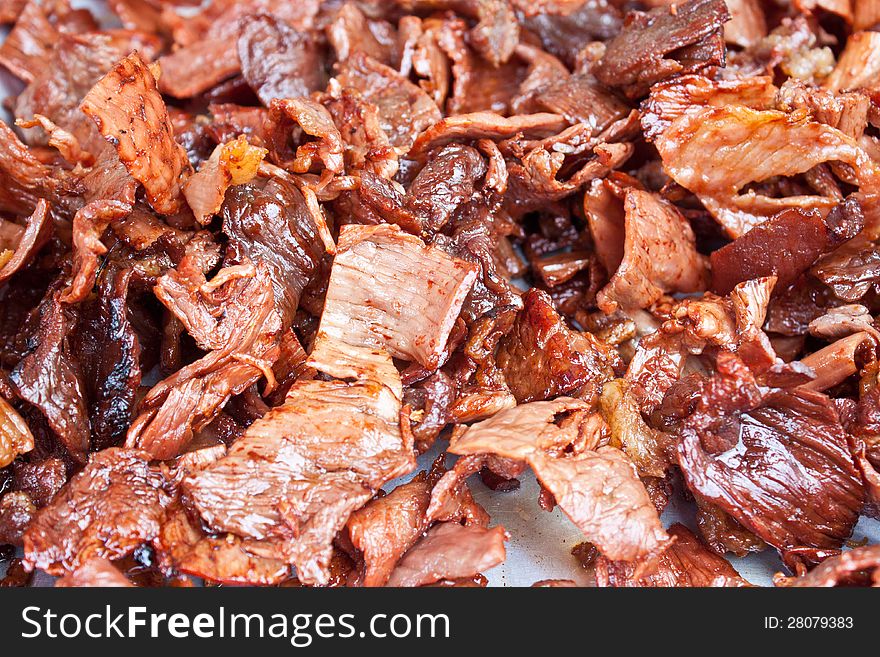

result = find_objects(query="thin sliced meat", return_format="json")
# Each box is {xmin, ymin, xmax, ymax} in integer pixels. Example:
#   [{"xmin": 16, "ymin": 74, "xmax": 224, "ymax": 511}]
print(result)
[
  {"xmin": 126, "ymin": 259, "xmax": 282, "ymax": 459},
  {"xmin": 0, "ymin": 396, "xmax": 33, "ymax": 469},
  {"xmin": 0, "ymin": 122, "xmax": 73, "ymax": 218},
  {"xmin": 599, "ymin": 378, "xmax": 673, "ymax": 478},
  {"xmin": 312, "ymin": 224, "xmax": 478, "ymax": 369},
  {"xmin": 448, "ymin": 398, "xmax": 671, "ymax": 564},
  {"xmin": 61, "ymin": 200, "xmax": 132, "ymax": 304},
  {"xmin": 16, "ymin": 113, "xmax": 94, "ymax": 167},
  {"xmin": 812, "ymin": 232, "xmax": 880, "ymax": 302},
  {"xmin": 408, "ymin": 111, "xmax": 566, "ymax": 162},
  {"xmin": 533, "ymin": 73, "xmax": 630, "ymax": 135},
  {"xmin": 156, "ymin": 503, "xmax": 290, "ymax": 586},
  {"xmin": 81, "ymin": 51, "xmax": 193, "ymax": 215},
  {"xmin": 824, "ymin": 31, "xmax": 880, "ymax": 92},
  {"xmin": 0, "ymin": 491, "xmax": 35, "ymax": 546},
  {"xmin": 321, "ymin": 84, "xmax": 399, "ymax": 179},
  {"xmin": 597, "ymin": 189, "xmax": 708, "ymax": 313},
  {"xmin": 0, "ymin": 0, "xmax": 57, "ymax": 83},
  {"xmin": 266, "ymin": 98, "xmax": 344, "ymax": 175},
  {"xmin": 640, "ymin": 73, "xmax": 776, "ymax": 140},
  {"xmin": 183, "ymin": 350, "xmax": 415, "ymax": 585},
  {"xmin": 14, "ymin": 32, "xmax": 130, "ymax": 153},
  {"xmin": 496, "ymin": 288, "xmax": 621, "ymax": 404},
  {"xmin": 336, "ymin": 52, "xmax": 441, "ymax": 153},
  {"xmin": 71, "ymin": 267, "xmax": 142, "ymax": 451},
  {"xmin": 654, "ymin": 105, "xmax": 880, "ymax": 237},
  {"xmin": 222, "ymin": 178, "xmax": 326, "ymax": 327},
  {"xmin": 385, "ymin": 522, "xmax": 507, "ymax": 587},
  {"xmin": 519, "ymin": 0, "xmax": 622, "ymax": 67},
  {"xmin": 0, "ymin": 198, "xmax": 51, "ymax": 285},
  {"xmin": 238, "ymin": 13, "xmax": 325, "ymax": 106},
  {"xmin": 678, "ymin": 355, "xmax": 865, "ymax": 563},
  {"xmin": 23, "ymin": 448, "xmax": 171, "ymax": 575},
  {"xmin": 158, "ymin": 38, "xmax": 241, "ymax": 99},
  {"xmin": 595, "ymin": 523, "xmax": 749, "ymax": 587},
  {"xmin": 396, "ymin": 0, "xmax": 520, "ymax": 68},
  {"xmin": 10, "ymin": 290, "xmax": 89, "ymax": 463},
  {"xmin": 798, "ymin": 332, "xmax": 875, "ymax": 392},
  {"xmin": 346, "ymin": 473, "xmax": 432, "ymax": 587},
  {"xmin": 724, "ymin": 0, "xmax": 766, "ymax": 48},
  {"xmin": 596, "ymin": 0, "xmax": 731, "ymax": 98},
  {"xmin": 11, "ymin": 457, "xmax": 66, "ymax": 508},
  {"xmin": 776, "ymin": 546, "xmax": 880, "ymax": 587},
  {"xmin": 326, "ymin": 2, "xmax": 397, "ymax": 65},
  {"xmin": 710, "ymin": 203, "xmax": 864, "ymax": 295}
]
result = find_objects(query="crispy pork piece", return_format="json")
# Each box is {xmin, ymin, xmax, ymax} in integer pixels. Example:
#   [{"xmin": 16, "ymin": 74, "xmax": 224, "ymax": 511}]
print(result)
[
  {"xmin": 81, "ymin": 52, "xmax": 193, "ymax": 215},
  {"xmin": 595, "ymin": 524, "xmax": 749, "ymax": 587},
  {"xmin": 445, "ymin": 398, "xmax": 671, "ymax": 564},
  {"xmin": 312, "ymin": 224, "xmax": 478, "ymax": 370},
  {"xmin": 24, "ymin": 449, "xmax": 171, "ymax": 575}
]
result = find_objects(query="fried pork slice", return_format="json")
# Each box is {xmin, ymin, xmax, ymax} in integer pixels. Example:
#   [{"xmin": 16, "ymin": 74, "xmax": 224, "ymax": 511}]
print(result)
[
  {"xmin": 824, "ymin": 31, "xmax": 880, "ymax": 92},
  {"xmin": 222, "ymin": 177, "xmax": 327, "ymax": 326},
  {"xmin": 238, "ymin": 13, "xmax": 325, "ymax": 106},
  {"xmin": 798, "ymin": 331, "xmax": 875, "ymax": 392},
  {"xmin": 776, "ymin": 546, "xmax": 880, "ymax": 587},
  {"xmin": 496, "ymin": 288, "xmax": 621, "ymax": 404},
  {"xmin": 312, "ymin": 224, "xmax": 478, "ymax": 370},
  {"xmin": 654, "ymin": 105, "xmax": 880, "ymax": 237},
  {"xmin": 72, "ymin": 267, "xmax": 143, "ymax": 451},
  {"xmin": 336, "ymin": 52, "xmax": 441, "ymax": 154},
  {"xmin": 596, "ymin": 189, "xmax": 708, "ymax": 313},
  {"xmin": 599, "ymin": 378, "xmax": 673, "ymax": 478},
  {"xmin": 0, "ymin": 121, "xmax": 73, "ymax": 217},
  {"xmin": 397, "ymin": 0, "xmax": 520, "ymax": 68},
  {"xmin": 812, "ymin": 233, "xmax": 880, "ymax": 302},
  {"xmin": 157, "ymin": 37, "xmax": 240, "ymax": 99},
  {"xmin": 346, "ymin": 474, "xmax": 433, "ymax": 587},
  {"xmin": 596, "ymin": 0, "xmax": 731, "ymax": 98},
  {"xmin": 710, "ymin": 201, "xmax": 864, "ymax": 295},
  {"xmin": 678, "ymin": 355, "xmax": 865, "ymax": 563},
  {"xmin": 326, "ymin": 2, "xmax": 397, "ymax": 65},
  {"xmin": 0, "ymin": 491, "xmax": 35, "ymax": 546},
  {"xmin": 322, "ymin": 84, "xmax": 399, "ymax": 179},
  {"xmin": 0, "ymin": 1, "xmax": 62, "ymax": 83},
  {"xmin": 183, "ymin": 342, "xmax": 415, "ymax": 585},
  {"xmin": 625, "ymin": 277, "xmax": 778, "ymax": 414},
  {"xmin": 126, "ymin": 258, "xmax": 282, "ymax": 459},
  {"xmin": 266, "ymin": 98, "xmax": 345, "ymax": 175},
  {"xmin": 81, "ymin": 51, "xmax": 193, "ymax": 215},
  {"xmin": 595, "ymin": 523, "xmax": 749, "ymax": 587},
  {"xmin": 0, "ymin": 198, "xmax": 50, "ymax": 285},
  {"xmin": 184, "ymin": 136, "xmax": 266, "ymax": 225},
  {"xmin": 23, "ymin": 448, "xmax": 171, "ymax": 575},
  {"xmin": 385, "ymin": 522, "xmax": 507, "ymax": 587},
  {"xmin": 408, "ymin": 111, "xmax": 565, "ymax": 162},
  {"xmin": 156, "ymin": 503, "xmax": 290, "ymax": 586},
  {"xmin": 352, "ymin": 142, "xmax": 489, "ymax": 235},
  {"xmin": 446, "ymin": 398, "xmax": 671, "ymax": 564},
  {"xmin": 0, "ymin": 395, "xmax": 33, "ymax": 469},
  {"xmin": 61, "ymin": 199, "xmax": 132, "ymax": 304},
  {"xmin": 10, "ymin": 289, "xmax": 90, "ymax": 463},
  {"xmin": 346, "ymin": 456, "xmax": 490, "ymax": 587},
  {"xmin": 55, "ymin": 558, "xmax": 133, "ymax": 588},
  {"xmin": 640, "ymin": 74, "xmax": 776, "ymax": 140}
]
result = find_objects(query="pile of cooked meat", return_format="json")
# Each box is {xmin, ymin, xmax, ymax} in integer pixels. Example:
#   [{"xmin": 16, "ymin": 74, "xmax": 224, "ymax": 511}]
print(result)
[{"xmin": 0, "ymin": 0, "xmax": 879, "ymax": 589}]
